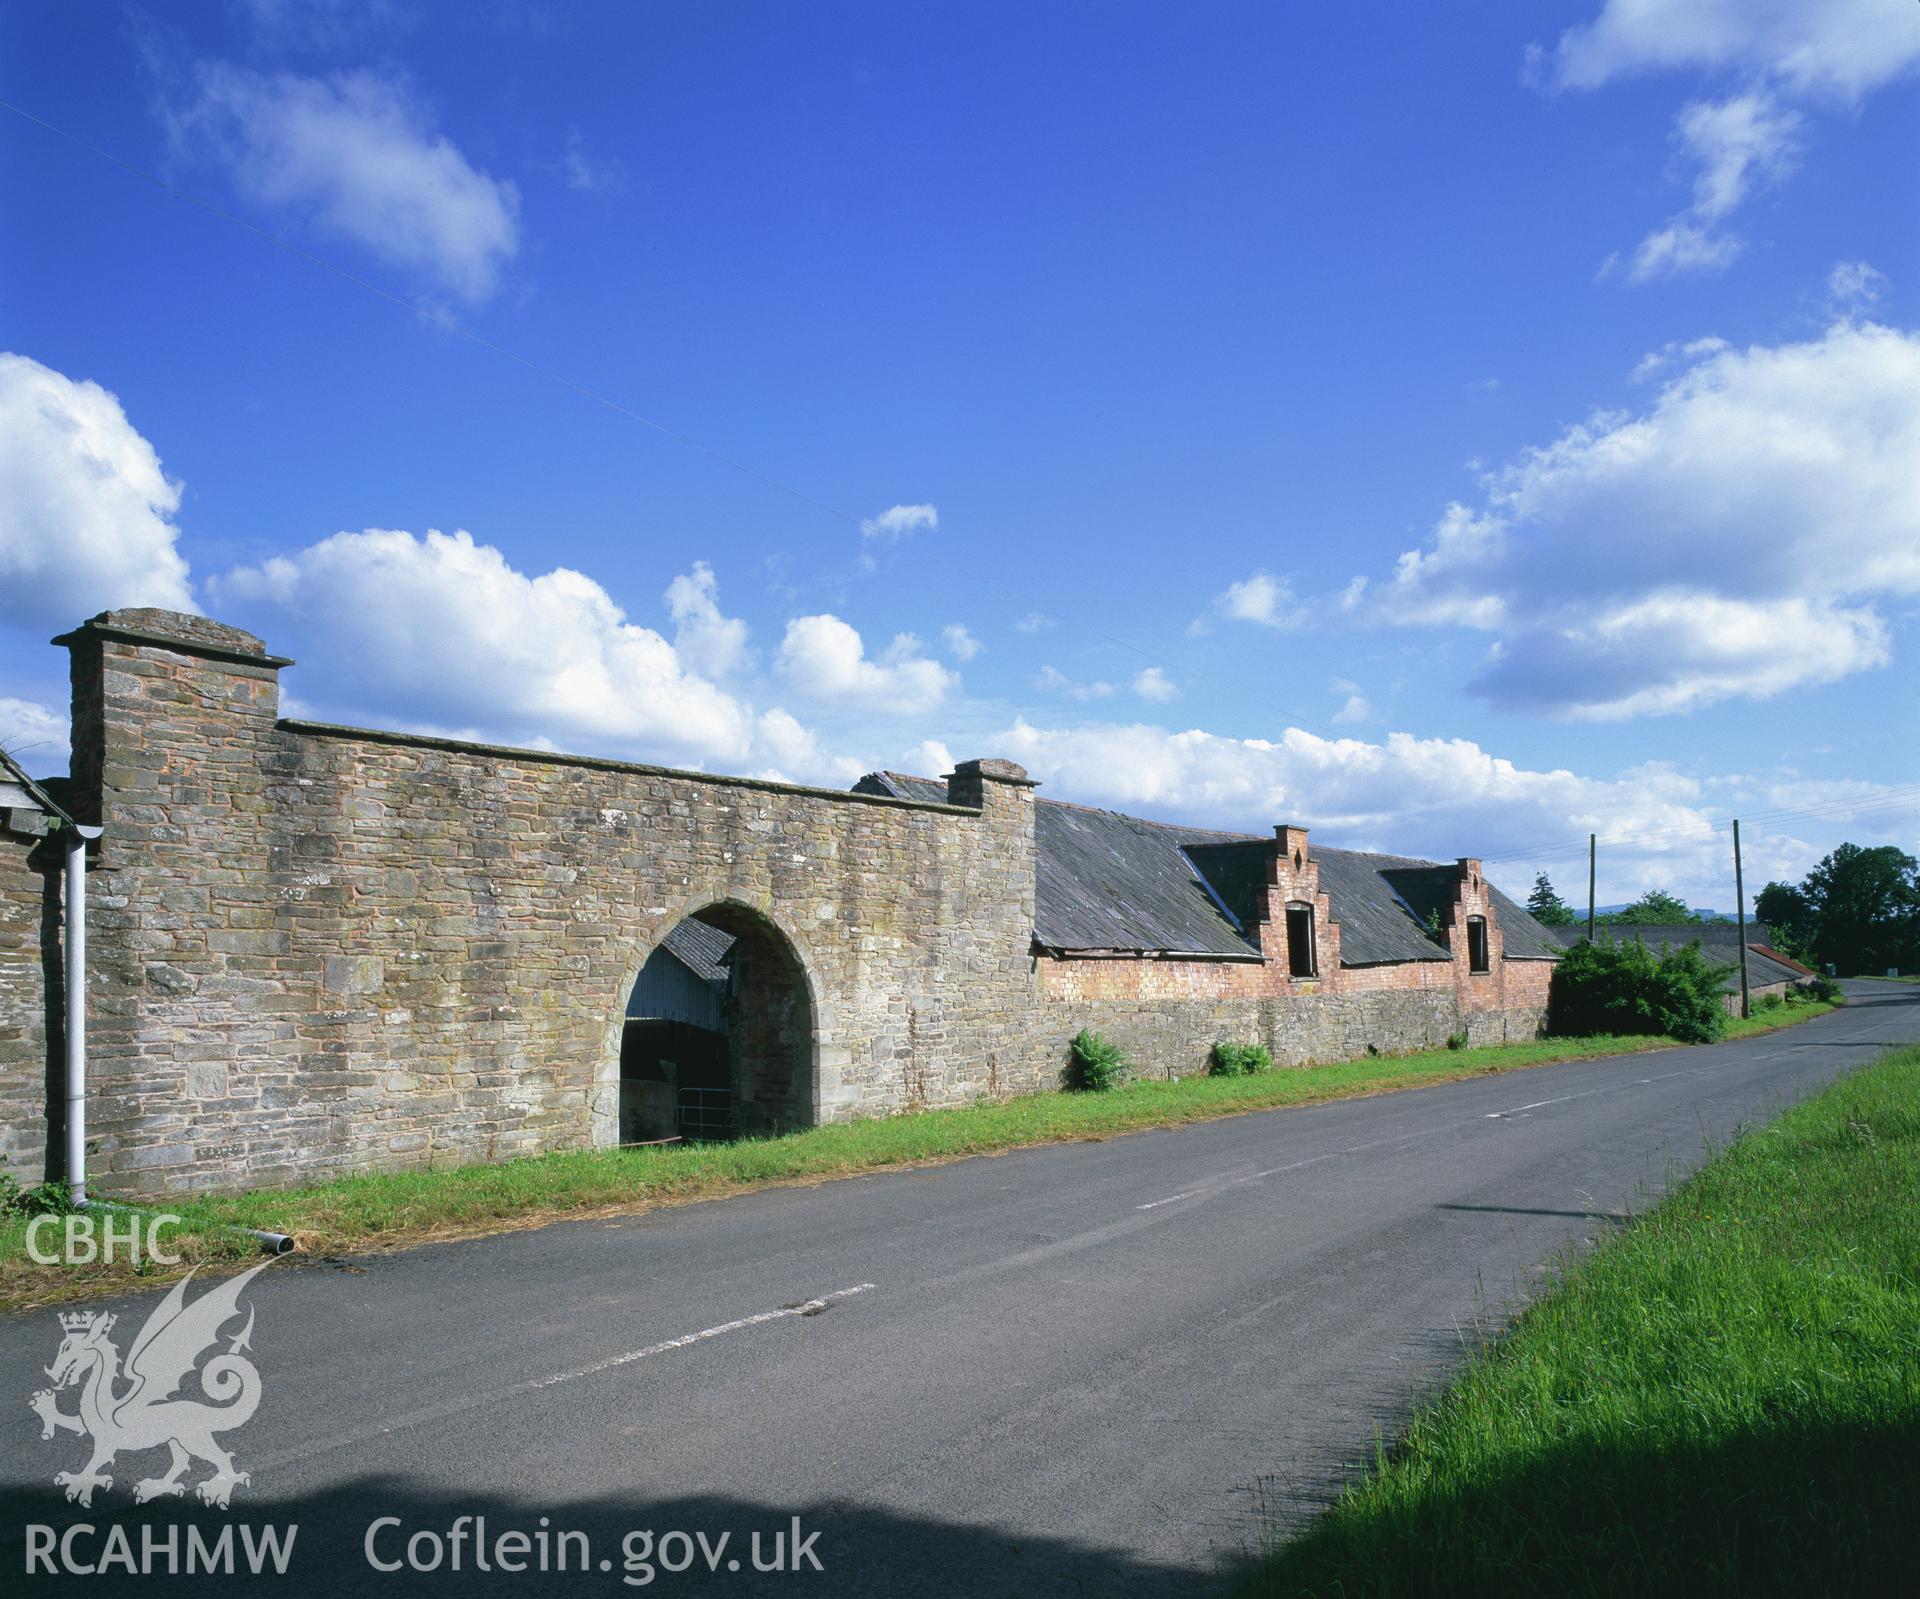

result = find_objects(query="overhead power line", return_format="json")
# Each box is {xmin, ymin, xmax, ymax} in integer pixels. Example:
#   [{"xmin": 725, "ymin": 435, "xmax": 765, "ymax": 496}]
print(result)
[{"xmin": 1482, "ymin": 785, "xmax": 1920, "ymax": 871}]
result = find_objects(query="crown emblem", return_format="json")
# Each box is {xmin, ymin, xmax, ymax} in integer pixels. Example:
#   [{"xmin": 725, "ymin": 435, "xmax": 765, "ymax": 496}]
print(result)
[{"xmin": 58, "ymin": 1310, "xmax": 111, "ymax": 1334}]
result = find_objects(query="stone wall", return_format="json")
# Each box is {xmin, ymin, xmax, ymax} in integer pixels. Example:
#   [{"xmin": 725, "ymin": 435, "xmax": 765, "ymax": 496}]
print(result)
[
  {"xmin": 1044, "ymin": 989, "xmax": 1507, "ymax": 1083},
  {"xmin": 1721, "ymin": 980, "xmax": 1791, "ymax": 1016},
  {"xmin": 57, "ymin": 610, "xmax": 1044, "ymax": 1195},
  {"xmin": 0, "ymin": 815, "xmax": 59, "ymax": 1183},
  {"xmin": 1038, "ymin": 971, "xmax": 1550, "ymax": 1080},
  {"xmin": 5, "ymin": 607, "xmax": 1554, "ymax": 1196}
]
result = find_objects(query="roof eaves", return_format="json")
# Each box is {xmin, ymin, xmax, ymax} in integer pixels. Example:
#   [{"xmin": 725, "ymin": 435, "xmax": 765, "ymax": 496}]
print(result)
[{"xmin": 0, "ymin": 746, "xmax": 78, "ymax": 828}]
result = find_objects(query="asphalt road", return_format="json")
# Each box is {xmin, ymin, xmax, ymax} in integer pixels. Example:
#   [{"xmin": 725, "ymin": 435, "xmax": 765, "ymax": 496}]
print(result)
[{"xmin": 4, "ymin": 980, "xmax": 1917, "ymax": 1596}]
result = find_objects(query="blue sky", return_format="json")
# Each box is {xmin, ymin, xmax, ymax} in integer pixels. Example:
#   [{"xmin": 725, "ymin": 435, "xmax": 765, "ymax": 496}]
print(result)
[{"xmin": 2, "ymin": 0, "xmax": 1916, "ymax": 910}]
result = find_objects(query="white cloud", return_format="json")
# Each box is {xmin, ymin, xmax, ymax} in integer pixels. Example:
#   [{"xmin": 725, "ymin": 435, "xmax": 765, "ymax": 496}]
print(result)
[
  {"xmin": 561, "ymin": 130, "xmax": 625, "ymax": 194},
  {"xmin": 901, "ymin": 738, "xmax": 955, "ymax": 778},
  {"xmin": 774, "ymin": 615, "xmax": 956, "ymax": 714},
  {"xmin": 1471, "ymin": 593, "xmax": 1889, "ymax": 720},
  {"xmin": 1615, "ymin": 91, "xmax": 1803, "ymax": 282},
  {"xmin": 1198, "ymin": 571, "xmax": 1301, "ymax": 633},
  {"xmin": 234, "ymin": 0, "xmax": 420, "ymax": 55},
  {"xmin": 1001, "ymin": 718, "xmax": 1654, "ymax": 851},
  {"xmin": 859, "ymin": 503, "xmax": 938, "ymax": 542},
  {"xmin": 167, "ymin": 64, "xmax": 521, "ymax": 303},
  {"xmin": 989, "ymin": 715, "xmax": 1909, "ymax": 909},
  {"xmin": 1677, "ymin": 93, "xmax": 1804, "ymax": 218},
  {"xmin": 664, "ymin": 561, "xmax": 750, "ymax": 678},
  {"xmin": 1035, "ymin": 665, "xmax": 1114, "ymax": 702},
  {"xmin": 210, "ymin": 528, "xmax": 775, "ymax": 764},
  {"xmin": 1618, "ymin": 220, "xmax": 1742, "ymax": 283},
  {"xmin": 1630, "ymin": 334, "xmax": 1730, "ymax": 381},
  {"xmin": 942, "ymin": 623, "xmax": 984, "ymax": 662},
  {"xmin": 1546, "ymin": 0, "xmax": 1920, "ymax": 101},
  {"xmin": 1544, "ymin": 5, "xmax": 1920, "ymax": 280},
  {"xmin": 1330, "ymin": 680, "xmax": 1373, "ymax": 724},
  {"xmin": 1366, "ymin": 321, "xmax": 1920, "ymax": 716},
  {"xmin": 1013, "ymin": 611, "xmax": 1056, "ymax": 634},
  {"xmin": 1379, "ymin": 504, "xmax": 1508, "ymax": 628},
  {"xmin": 0, "ymin": 352, "xmax": 196, "ymax": 630},
  {"xmin": 1133, "ymin": 666, "xmax": 1178, "ymax": 702},
  {"xmin": 747, "ymin": 707, "xmax": 850, "ymax": 786},
  {"xmin": 0, "ymin": 697, "xmax": 69, "ymax": 768},
  {"xmin": 1827, "ymin": 259, "xmax": 1889, "ymax": 312}
]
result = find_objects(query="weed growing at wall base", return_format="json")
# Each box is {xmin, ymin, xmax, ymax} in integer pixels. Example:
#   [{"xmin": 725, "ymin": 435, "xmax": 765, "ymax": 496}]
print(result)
[
  {"xmin": 0, "ymin": 998, "xmax": 1843, "ymax": 1314},
  {"xmin": 1209, "ymin": 1042, "xmax": 1273, "ymax": 1077},
  {"xmin": 1065, "ymin": 1028, "xmax": 1128, "ymax": 1091}
]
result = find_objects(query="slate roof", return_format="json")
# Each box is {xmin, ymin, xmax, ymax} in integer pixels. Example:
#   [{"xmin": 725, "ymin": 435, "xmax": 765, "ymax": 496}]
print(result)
[
  {"xmin": 660, "ymin": 918, "xmax": 734, "ymax": 986},
  {"xmin": 0, "ymin": 746, "xmax": 74, "ymax": 826},
  {"xmin": 853, "ymin": 771, "xmax": 1563, "ymax": 966},
  {"xmin": 1545, "ymin": 922, "xmax": 1814, "ymax": 989}
]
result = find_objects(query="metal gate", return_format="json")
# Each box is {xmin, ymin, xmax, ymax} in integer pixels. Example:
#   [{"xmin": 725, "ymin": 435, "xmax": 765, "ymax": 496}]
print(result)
[{"xmin": 675, "ymin": 1086, "xmax": 734, "ymax": 1143}]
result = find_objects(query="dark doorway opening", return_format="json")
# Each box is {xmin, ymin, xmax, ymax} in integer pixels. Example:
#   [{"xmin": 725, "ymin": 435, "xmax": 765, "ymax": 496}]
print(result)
[
  {"xmin": 1466, "ymin": 915, "xmax": 1490, "ymax": 974},
  {"xmin": 1285, "ymin": 903, "xmax": 1317, "ymax": 978},
  {"xmin": 619, "ymin": 907, "xmax": 813, "ymax": 1144}
]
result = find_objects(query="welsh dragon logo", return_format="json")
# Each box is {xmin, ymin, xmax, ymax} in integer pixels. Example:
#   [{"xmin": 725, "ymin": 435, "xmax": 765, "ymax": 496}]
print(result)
[{"xmin": 29, "ymin": 1260, "xmax": 272, "ymax": 1509}]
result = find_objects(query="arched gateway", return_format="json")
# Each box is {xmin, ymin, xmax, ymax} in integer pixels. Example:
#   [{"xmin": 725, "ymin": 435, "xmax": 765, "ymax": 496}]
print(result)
[
  {"xmin": 618, "ymin": 904, "xmax": 815, "ymax": 1144},
  {"xmin": 6, "ymin": 608, "xmax": 1554, "ymax": 1200}
]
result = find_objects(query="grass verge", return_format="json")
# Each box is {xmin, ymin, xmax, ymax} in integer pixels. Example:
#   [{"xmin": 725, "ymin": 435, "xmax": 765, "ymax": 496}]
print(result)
[
  {"xmin": 1240, "ymin": 1034, "xmax": 1918, "ymax": 1598},
  {"xmin": 0, "ymin": 998, "xmax": 1842, "ymax": 1315}
]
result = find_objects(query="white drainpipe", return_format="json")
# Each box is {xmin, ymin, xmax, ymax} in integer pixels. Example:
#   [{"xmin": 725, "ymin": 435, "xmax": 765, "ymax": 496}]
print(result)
[{"xmin": 64, "ymin": 823, "xmax": 103, "ymax": 1205}]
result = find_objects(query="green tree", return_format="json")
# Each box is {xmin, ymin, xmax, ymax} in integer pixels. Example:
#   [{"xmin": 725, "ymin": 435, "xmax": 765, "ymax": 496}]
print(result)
[
  {"xmin": 1546, "ymin": 936, "xmax": 1730, "ymax": 1044},
  {"xmin": 1603, "ymin": 889, "xmax": 1699, "ymax": 926},
  {"xmin": 1754, "ymin": 880, "xmax": 1816, "ymax": 962},
  {"xmin": 1526, "ymin": 872, "xmax": 1575, "ymax": 927},
  {"xmin": 1802, "ymin": 844, "xmax": 1920, "ymax": 975}
]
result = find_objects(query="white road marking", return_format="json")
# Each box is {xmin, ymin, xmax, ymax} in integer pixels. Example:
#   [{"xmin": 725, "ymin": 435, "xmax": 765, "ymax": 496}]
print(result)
[
  {"xmin": 529, "ymin": 1284, "xmax": 874, "ymax": 1390},
  {"xmin": 251, "ymin": 1282, "xmax": 876, "ymax": 1473},
  {"xmin": 1128, "ymin": 999, "xmax": 1910, "ymax": 1209},
  {"xmin": 1486, "ymin": 1092, "xmax": 1584, "ymax": 1119}
]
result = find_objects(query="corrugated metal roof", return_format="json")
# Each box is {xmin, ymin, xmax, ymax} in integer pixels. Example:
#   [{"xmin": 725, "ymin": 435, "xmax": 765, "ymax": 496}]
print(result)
[
  {"xmin": 854, "ymin": 771, "xmax": 1563, "ymax": 965},
  {"xmin": 1750, "ymin": 943, "xmax": 1815, "ymax": 978}
]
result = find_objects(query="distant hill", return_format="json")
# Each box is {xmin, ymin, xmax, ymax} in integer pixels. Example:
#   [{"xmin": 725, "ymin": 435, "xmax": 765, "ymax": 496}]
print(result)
[{"xmin": 1589, "ymin": 904, "xmax": 1742, "ymax": 923}]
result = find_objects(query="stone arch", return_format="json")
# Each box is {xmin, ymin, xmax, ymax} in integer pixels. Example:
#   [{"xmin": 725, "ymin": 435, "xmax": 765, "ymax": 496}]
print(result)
[{"xmin": 609, "ymin": 896, "xmax": 820, "ymax": 1144}]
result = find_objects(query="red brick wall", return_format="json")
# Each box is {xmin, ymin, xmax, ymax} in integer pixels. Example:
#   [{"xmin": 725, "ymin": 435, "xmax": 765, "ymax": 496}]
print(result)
[
  {"xmin": 1037, "ymin": 949, "xmax": 1553, "ymax": 1007},
  {"xmin": 1036, "ymin": 833, "xmax": 1556, "ymax": 1068}
]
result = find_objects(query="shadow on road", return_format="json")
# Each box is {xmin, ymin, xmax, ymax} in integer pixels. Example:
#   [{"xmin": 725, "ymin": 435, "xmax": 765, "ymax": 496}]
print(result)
[
  {"xmin": 1432, "ymin": 1204, "xmax": 1628, "ymax": 1222},
  {"xmin": 1, "ymin": 1474, "xmax": 1212, "ymax": 1597},
  {"xmin": 1244, "ymin": 1413, "xmax": 1920, "ymax": 1598}
]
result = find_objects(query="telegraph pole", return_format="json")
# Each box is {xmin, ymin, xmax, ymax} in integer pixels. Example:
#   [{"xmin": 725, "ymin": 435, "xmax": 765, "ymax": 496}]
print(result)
[
  {"xmin": 1587, "ymin": 834, "xmax": 1596, "ymax": 941},
  {"xmin": 1733, "ymin": 818, "xmax": 1751, "ymax": 1020}
]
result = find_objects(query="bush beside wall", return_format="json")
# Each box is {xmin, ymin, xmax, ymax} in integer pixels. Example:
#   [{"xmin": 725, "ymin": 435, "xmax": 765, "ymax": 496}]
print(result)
[{"xmin": 1547, "ymin": 938, "xmax": 1732, "ymax": 1044}]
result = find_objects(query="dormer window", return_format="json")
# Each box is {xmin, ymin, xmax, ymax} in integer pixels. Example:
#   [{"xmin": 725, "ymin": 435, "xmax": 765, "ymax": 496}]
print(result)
[
  {"xmin": 1286, "ymin": 903, "xmax": 1317, "ymax": 978},
  {"xmin": 1466, "ymin": 915, "xmax": 1490, "ymax": 974}
]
